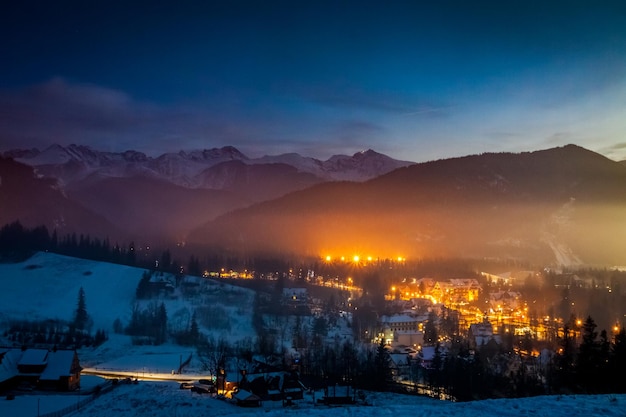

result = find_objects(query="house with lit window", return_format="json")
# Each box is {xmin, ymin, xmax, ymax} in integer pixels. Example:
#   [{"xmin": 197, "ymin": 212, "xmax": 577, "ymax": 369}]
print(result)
[
  {"xmin": 431, "ymin": 279, "xmax": 481, "ymax": 305},
  {"xmin": 381, "ymin": 314, "xmax": 429, "ymax": 345},
  {"xmin": 468, "ymin": 320, "xmax": 499, "ymax": 350},
  {"xmin": 488, "ymin": 290, "xmax": 522, "ymax": 313},
  {"xmin": 283, "ymin": 288, "xmax": 308, "ymax": 303}
]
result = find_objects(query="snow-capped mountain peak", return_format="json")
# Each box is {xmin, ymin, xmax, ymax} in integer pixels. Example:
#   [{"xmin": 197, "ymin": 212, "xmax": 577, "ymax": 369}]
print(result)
[{"xmin": 2, "ymin": 144, "xmax": 413, "ymax": 187}]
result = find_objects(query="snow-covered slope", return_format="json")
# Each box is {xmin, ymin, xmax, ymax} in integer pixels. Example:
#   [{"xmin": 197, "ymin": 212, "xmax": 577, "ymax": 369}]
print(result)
[
  {"xmin": 73, "ymin": 389, "xmax": 626, "ymax": 417},
  {"xmin": 0, "ymin": 252, "xmax": 255, "ymax": 340},
  {"xmin": 0, "ymin": 252, "xmax": 143, "ymax": 330},
  {"xmin": 1, "ymin": 381, "xmax": 623, "ymax": 417}
]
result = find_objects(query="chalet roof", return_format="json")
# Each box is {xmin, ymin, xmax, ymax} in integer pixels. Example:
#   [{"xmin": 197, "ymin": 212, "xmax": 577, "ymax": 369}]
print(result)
[
  {"xmin": 448, "ymin": 278, "xmax": 481, "ymax": 288},
  {"xmin": 394, "ymin": 330, "xmax": 423, "ymax": 336},
  {"xmin": 0, "ymin": 349, "xmax": 21, "ymax": 383},
  {"xmin": 389, "ymin": 353, "xmax": 410, "ymax": 367},
  {"xmin": 489, "ymin": 290, "xmax": 521, "ymax": 300},
  {"xmin": 416, "ymin": 278, "xmax": 436, "ymax": 287},
  {"xmin": 381, "ymin": 314, "xmax": 418, "ymax": 323},
  {"xmin": 40, "ymin": 350, "xmax": 76, "ymax": 381},
  {"xmin": 434, "ymin": 281, "xmax": 453, "ymax": 289},
  {"xmin": 18, "ymin": 349, "xmax": 48, "ymax": 367},
  {"xmin": 283, "ymin": 287, "xmax": 307, "ymax": 295},
  {"xmin": 419, "ymin": 346, "xmax": 437, "ymax": 361},
  {"xmin": 233, "ymin": 389, "xmax": 261, "ymax": 402}
]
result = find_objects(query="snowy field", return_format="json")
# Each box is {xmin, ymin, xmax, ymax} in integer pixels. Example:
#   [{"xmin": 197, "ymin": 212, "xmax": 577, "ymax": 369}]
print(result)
[
  {"xmin": 0, "ymin": 252, "xmax": 143, "ymax": 330},
  {"xmin": 1, "ymin": 382, "xmax": 625, "ymax": 417},
  {"xmin": 0, "ymin": 252, "xmax": 255, "ymax": 345}
]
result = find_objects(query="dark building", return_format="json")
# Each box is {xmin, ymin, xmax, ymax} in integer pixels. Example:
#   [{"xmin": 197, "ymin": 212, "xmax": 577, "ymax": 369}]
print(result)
[{"xmin": 0, "ymin": 348, "xmax": 81, "ymax": 391}]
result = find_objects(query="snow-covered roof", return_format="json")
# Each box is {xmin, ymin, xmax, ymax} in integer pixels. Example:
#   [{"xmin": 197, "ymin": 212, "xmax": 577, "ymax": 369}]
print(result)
[
  {"xmin": 283, "ymin": 288, "xmax": 307, "ymax": 296},
  {"xmin": 18, "ymin": 349, "xmax": 48, "ymax": 367},
  {"xmin": 389, "ymin": 353, "xmax": 410, "ymax": 367},
  {"xmin": 448, "ymin": 278, "xmax": 481, "ymax": 288},
  {"xmin": 489, "ymin": 291, "xmax": 521, "ymax": 300},
  {"xmin": 0, "ymin": 349, "xmax": 21, "ymax": 382},
  {"xmin": 381, "ymin": 314, "xmax": 418, "ymax": 323},
  {"xmin": 469, "ymin": 322, "xmax": 493, "ymax": 336},
  {"xmin": 40, "ymin": 350, "xmax": 76, "ymax": 380},
  {"xmin": 420, "ymin": 346, "xmax": 437, "ymax": 361},
  {"xmin": 233, "ymin": 389, "xmax": 260, "ymax": 401}
]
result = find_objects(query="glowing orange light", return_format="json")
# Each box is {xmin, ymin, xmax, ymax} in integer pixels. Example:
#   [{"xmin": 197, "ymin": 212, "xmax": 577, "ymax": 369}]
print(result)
[
  {"xmin": 353, "ymin": 255, "xmax": 360, "ymax": 263},
  {"xmin": 325, "ymin": 255, "xmax": 331, "ymax": 262}
]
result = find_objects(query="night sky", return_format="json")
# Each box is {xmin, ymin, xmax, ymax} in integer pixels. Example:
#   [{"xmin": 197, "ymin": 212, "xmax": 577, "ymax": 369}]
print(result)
[{"xmin": 1, "ymin": 1, "xmax": 626, "ymax": 162}]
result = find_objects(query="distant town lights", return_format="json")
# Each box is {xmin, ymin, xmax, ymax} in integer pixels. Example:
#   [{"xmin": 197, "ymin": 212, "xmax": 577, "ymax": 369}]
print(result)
[{"xmin": 320, "ymin": 254, "xmax": 405, "ymax": 263}]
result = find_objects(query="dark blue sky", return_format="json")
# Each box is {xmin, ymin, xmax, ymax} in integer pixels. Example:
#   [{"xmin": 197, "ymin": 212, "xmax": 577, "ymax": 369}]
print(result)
[{"xmin": 1, "ymin": 1, "xmax": 626, "ymax": 161}]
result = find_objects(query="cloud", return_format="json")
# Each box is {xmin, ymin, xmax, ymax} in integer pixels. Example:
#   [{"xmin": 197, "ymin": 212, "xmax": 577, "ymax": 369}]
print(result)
[
  {"xmin": 0, "ymin": 78, "xmax": 150, "ymax": 148},
  {"xmin": 286, "ymin": 82, "xmax": 451, "ymax": 117},
  {"xmin": 332, "ymin": 120, "xmax": 385, "ymax": 147},
  {"xmin": 0, "ymin": 78, "xmax": 258, "ymax": 154},
  {"xmin": 544, "ymin": 132, "xmax": 575, "ymax": 145},
  {"xmin": 0, "ymin": 78, "xmax": 397, "ymax": 160},
  {"xmin": 598, "ymin": 142, "xmax": 626, "ymax": 161},
  {"xmin": 401, "ymin": 105, "xmax": 453, "ymax": 117},
  {"xmin": 605, "ymin": 142, "xmax": 626, "ymax": 151}
]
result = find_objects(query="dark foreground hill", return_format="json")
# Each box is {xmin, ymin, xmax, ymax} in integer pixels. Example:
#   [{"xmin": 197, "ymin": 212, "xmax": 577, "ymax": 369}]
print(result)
[{"xmin": 0, "ymin": 157, "xmax": 116, "ymax": 237}]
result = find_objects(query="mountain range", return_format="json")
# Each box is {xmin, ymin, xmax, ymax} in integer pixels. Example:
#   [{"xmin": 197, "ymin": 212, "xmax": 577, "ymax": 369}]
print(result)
[
  {"xmin": 2, "ymin": 144, "xmax": 626, "ymax": 266},
  {"xmin": 3, "ymin": 144, "xmax": 413, "ymax": 187}
]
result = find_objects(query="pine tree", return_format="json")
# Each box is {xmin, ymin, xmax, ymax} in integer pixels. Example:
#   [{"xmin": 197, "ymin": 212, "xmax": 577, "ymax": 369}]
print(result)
[
  {"xmin": 136, "ymin": 270, "xmax": 152, "ymax": 299},
  {"xmin": 428, "ymin": 342, "xmax": 443, "ymax": 390},
  {"xmin": 424, "ymin": 312, "xmax": 438, "ymax": 345},
  {"xmin": 552, "ymin": 325, "xmax": 576, "ymax": 392},
  {"xmin": 577, "ymin": 315, "xmax": 600, "ymax": 392},
  {"xmin": 157, "ymin": 302, "xmax": 168, "ymax": 344},
  {"xmin": 160, "ymin": 250, "xmax": 172, "ymax": 271},
  {"xmin": 127, "ymin": 242, "xmax": 136, "ymax": 265},
  {"xmin": 73, "ymin": 287, "xmax": 90, "ymax": 331},
  {"xmin": 374, "ymin": 338, "xmax": 392, "ymax": 391},
  {"xmin": 187, "ymin": 255, "xmax": 201, "ymax": 276},
  {"xmin": 610, "ymin": 327, "xmax": 626, "ymax": 392},
  {"xmin": 189, "ymin": 311, "xmax": 200, "ymax": 345}
]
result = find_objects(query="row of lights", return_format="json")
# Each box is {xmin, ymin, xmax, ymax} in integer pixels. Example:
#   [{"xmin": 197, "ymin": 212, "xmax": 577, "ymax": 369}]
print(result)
[{"xmin": 324, "ymin": 255, "xmax": 406, "ymax": 263}]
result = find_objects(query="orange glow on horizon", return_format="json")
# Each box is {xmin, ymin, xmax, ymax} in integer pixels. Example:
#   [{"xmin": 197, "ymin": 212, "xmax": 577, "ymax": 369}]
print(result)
[{"xmin": 320, "ymin": 252, "xmax": 411, "ymax": 263}]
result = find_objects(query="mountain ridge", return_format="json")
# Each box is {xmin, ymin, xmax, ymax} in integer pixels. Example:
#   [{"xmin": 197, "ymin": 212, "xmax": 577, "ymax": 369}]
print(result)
[
  {"xmin": 0, "ymin": 156, "xmax": 118, "ymax": 238},
  {"xmin": 2, "ymin": 143, "xmax": 414, "ymax": 187},
  {"xmin": 187, "ymin": 145, "xmax": 626, "ymax": 266}
]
